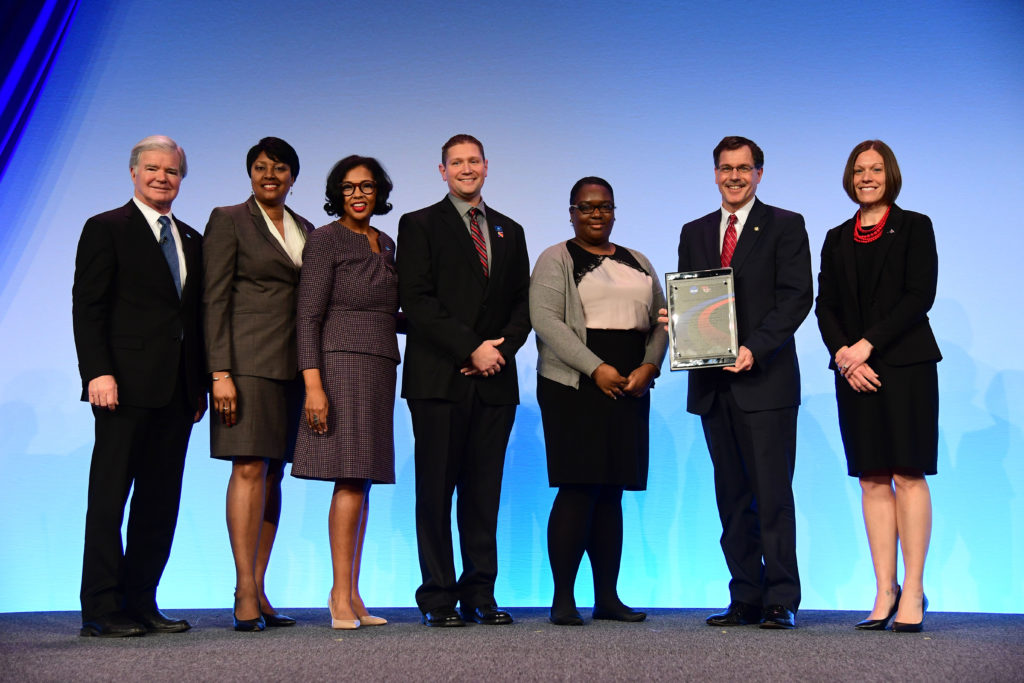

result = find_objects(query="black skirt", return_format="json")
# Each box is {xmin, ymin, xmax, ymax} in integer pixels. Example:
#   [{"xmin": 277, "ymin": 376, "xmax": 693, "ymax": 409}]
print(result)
[
  {"xmin": 836, "ymin": 359, "xmax": 938, "ymax": 477},
  {"xmin": 537, "ymin": 329, "xmax": 650, "ymax": 490}
]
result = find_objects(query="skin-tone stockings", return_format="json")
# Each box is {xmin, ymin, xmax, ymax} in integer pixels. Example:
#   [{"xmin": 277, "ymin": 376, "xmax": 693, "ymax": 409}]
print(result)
[
  {"xmin": 328, "ymin": 479, "xmax": 372, "ymax": 620},
  {"xmin": 227, "ymin": 457, "xmax": 284, "ymax": 620},
  {"xmin": 860, "ymin": 471, "xmax": 932, "ymax": 623}
]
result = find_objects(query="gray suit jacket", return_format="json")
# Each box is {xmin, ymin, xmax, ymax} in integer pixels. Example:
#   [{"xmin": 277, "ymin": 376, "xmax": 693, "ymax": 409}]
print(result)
[{"xmin": 203, "ymin": 196, "xmax": 314, "ymax": 380}]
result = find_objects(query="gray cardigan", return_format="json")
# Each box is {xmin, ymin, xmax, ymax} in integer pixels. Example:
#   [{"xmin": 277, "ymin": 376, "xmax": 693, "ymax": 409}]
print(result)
[{"xmin": 530, "ymin": 241, "xmax": 668, "ymax": 388}]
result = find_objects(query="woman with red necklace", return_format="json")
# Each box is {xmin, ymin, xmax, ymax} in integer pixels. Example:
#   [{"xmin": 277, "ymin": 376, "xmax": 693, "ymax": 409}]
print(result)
[{"xmin": 816, "ymin": 140, "xmax": 941, "ymax": 633}]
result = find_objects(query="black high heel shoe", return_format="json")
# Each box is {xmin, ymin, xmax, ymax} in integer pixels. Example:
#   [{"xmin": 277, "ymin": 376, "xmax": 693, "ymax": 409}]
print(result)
[
  {"xmin": 232, "ymin": 592, "xmax": 266, "ymax": 632},
  {"xmin": 854, "ymin": 587, "xmax": 901, "ymax": 630},
  {"xmin": 261, "ymin": 611, "xmax": 296, "ymax": 627},
  {"xmin": 233, "ymin": 611, "xmax": 266, "ymax": 631},
  {"xmin": 892, "ymin": 594, "xmax": 928, "ymax": 633}
]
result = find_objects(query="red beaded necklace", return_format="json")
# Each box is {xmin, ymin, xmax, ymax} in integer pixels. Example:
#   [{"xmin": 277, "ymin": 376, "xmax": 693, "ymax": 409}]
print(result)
[{"xmin": 853, "ymin": 205, "xmax": 891, "ymax": 243}]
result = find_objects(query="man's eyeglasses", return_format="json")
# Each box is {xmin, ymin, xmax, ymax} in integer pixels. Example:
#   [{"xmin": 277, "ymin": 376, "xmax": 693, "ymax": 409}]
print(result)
[{"xmin": 716, "ymin": 165, "xmax": 755, "ymax": 174}]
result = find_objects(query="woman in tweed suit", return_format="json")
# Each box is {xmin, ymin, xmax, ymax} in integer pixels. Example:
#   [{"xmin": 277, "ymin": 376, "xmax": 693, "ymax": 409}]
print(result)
[
  {"xmin": 204, "ymin": 137, "xmax": 312, "ymax": 631},
  {"xmin": 292, "ymin": 156, "xmax": 400, "ymax": 629}
]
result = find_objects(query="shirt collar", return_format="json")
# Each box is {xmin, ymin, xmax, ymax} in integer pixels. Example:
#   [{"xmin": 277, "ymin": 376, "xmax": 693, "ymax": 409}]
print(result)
[
  {"xmin": 722, "ymin": 196, "xmax": 756, "ymax": 226},
  {"xmin": 448, "ymin": 193, "xmax": 486, "ymax": 219},
  {"xmin": 132, "ymin": 196, "xmax": 171, "ymax": 228}
]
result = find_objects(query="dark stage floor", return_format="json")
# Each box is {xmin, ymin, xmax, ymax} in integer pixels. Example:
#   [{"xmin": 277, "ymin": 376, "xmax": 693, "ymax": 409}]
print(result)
[{"xmin": 2, "ymin": 608, "xmax": 1023, "ymax": 681}]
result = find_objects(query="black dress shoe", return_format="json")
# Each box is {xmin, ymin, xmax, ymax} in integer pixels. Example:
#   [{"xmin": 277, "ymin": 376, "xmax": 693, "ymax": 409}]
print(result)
[
  {"xmin": 422, "ymin": 607, "xmax": 465, "ymax": 627},
  {"xmin": 261, "ymin": 611, "xmax": 296, "ymax": 627},
  {"xmin": 80, "ymin": 612, "xmax": 146, "ymax": 638},
  {"xmin": 462, "ymin": 605, "xmax": 513, "ymax": 625},
  {"xmin": 892, "ymin": 594, "xmax": 928, "ymax": 633},
  {"xmin": 233, "ymin": 611, "xmax": 266, "ymax": 632},
  {"xmin": 549, "ymin": 607, "xmax": 584, "ymax": 626},
  {"xmin": 759, "ymin": 604, "xmax": 796, "ymax": 629},
  {"xmin": 592, "ymin": 604, "xmax": 646, "ymax": 622},
  {"xmin": 128, "ymin": 608, "xmax": 191, "ymax": 633},
  {"xmin": 854, "ymin": 587, "xmax": 901, "ymax": 630},
  {"xmin": 705, "ymin": 601, "xmax": 761, "ymax": 626}
]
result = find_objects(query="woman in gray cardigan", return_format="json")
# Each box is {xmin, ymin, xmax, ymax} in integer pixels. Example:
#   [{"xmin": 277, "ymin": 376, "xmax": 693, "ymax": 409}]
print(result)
[{"xmin": 529, "ymin": 177, "xmax": 668, "ymax": 626}]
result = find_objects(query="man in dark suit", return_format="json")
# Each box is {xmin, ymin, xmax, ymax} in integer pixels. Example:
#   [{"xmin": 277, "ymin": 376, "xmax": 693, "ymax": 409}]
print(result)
[
  {"xmin": 397, "ymin": 134, "xmax": 531, "ymax": 627},
  {"xmin": 72, "ymin": 135, "xmax": 207, "ymax": 637},
  {"xmin": 675, "ymin": 136, "xmax": 812, "ymax": 629}
]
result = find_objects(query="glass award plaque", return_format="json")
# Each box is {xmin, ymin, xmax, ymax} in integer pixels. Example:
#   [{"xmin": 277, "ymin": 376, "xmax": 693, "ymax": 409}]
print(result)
[{"xmin": 665, "ymin": 268, "xmax": 738, "ymax": 370}]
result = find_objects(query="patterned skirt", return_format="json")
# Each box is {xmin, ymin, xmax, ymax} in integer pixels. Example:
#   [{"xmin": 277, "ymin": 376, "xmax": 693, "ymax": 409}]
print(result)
[{"xmin": 292, "ymin": 351, "xmax": 397, "ymax": 484}]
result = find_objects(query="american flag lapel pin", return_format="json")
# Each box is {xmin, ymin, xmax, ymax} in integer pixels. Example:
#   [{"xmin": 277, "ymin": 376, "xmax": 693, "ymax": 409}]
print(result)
[{"xmin": 494, "ymin": 225, "xmax": 504, "ymax": 238}]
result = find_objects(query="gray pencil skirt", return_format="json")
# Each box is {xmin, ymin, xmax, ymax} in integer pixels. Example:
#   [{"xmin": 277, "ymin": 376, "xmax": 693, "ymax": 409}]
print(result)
[{"xmin": 210, "ymin": 374, "xmax": 303, "ymax": 462}]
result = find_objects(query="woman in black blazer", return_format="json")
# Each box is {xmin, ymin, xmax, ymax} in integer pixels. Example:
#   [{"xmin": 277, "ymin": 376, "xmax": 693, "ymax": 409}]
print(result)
[{"xmin": 816, "ymin": 140, "xmax": 941, "ymax": 633}]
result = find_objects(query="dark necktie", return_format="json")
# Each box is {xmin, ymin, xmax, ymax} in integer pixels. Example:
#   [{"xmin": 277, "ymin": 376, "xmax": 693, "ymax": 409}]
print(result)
[
  {"xmin": 721, "ymin": 213, "xmax": 738, "ymax": 267},
  {"xmin": 158, "ymin": 215, "xmax": 182, "ymax": 297},
  {"xmin": 468, "ymin": 208, "xmax": 488, "ymax": 277}
]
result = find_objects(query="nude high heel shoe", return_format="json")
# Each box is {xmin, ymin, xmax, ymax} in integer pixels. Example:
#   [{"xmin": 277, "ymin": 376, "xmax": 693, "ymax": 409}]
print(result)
[
  {"xmin": 357, "ymin": 613, "xmax": 388, "ymax": 626},
  {"xmin": 328, "ymin": 593, "xmax": 360, "ymax": 630}
]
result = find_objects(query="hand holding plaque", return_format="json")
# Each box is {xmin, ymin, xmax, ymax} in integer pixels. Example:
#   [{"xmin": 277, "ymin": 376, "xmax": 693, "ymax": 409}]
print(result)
[{"xmin": 665, "ymin": 268, "xmax": 738, "ymax": 370}]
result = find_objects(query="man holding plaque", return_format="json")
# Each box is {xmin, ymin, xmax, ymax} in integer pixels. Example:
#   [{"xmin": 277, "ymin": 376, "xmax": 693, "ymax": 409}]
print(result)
[{"xmin": 675, "ymin": 136, "xmax": 812, "ymax": 629}]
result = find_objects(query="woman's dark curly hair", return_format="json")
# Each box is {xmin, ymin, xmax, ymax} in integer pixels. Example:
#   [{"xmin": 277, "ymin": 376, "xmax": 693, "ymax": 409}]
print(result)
[{"xmin": 323, "ymin": 155, "xmax": 393, "ymax": 217}]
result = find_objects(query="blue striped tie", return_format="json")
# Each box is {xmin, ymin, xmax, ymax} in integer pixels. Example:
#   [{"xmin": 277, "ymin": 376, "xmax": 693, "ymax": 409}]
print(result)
[{"xmin": 158, "ymin": 215, "xmax": 182, "ymax": 297}]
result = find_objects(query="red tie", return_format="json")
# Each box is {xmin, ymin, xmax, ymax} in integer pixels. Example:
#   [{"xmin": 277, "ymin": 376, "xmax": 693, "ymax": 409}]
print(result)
[
  {"xmin": 721, "ymin": 213, "xmax": 737, "ymax": 267},
  {"xmin": 468, "ymin": 208, "xmax": 488, "ymax": 277}
]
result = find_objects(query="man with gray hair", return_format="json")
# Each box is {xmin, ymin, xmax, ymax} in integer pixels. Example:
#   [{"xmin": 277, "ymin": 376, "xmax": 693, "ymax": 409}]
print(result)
[{"xmin": 73, "ymin": 135, "xmax": 207, "ymax": 637}]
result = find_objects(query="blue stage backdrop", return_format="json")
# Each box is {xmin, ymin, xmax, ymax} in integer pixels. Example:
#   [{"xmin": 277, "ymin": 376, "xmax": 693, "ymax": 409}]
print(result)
[{"xmin": 1, "ymin": 0, "xmax": 1022, "ymax": 614}]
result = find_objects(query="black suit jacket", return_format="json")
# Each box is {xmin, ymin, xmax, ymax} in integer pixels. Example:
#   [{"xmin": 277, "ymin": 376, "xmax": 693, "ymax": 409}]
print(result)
[
  {"xmin": 397, "ymin": 196, "xmax": 531, "ymax": 404},
  {"xmin": 73, "ymin": 200, "xmax": 205, "ymax": 410},
  {"xmin": 815, "ymin": 204, "xmax": 941, "ymax": 368},
  {"xmin": 677, "ymin": 198, "xmax": 813, "ymax": 415}
]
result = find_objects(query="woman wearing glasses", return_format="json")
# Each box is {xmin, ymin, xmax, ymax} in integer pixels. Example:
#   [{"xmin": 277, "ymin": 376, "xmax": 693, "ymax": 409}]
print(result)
[
  {"xmin": 204, "ymin": 137, "xmax": 313, "ymax": 631},
  {"xmin": 292, "ymin": 156, "xmax": 400, "ymax": 630},
  {"xmin": 815, "ymin": 140, "xmax": 940, "ymax": 632},
  {"xmin": 529, "ymin": 177, "xmax": 668, "ymax": 625}
]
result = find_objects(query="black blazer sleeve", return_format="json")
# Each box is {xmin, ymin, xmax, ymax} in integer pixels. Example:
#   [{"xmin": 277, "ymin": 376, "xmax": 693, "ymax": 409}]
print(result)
[
  {"xmin": 489, "ymin": 208, "xmax": 532, "ymax": 362},
  {"xmin": 72, "ymin": 213, "xmax": 119, "ymax": 384}
]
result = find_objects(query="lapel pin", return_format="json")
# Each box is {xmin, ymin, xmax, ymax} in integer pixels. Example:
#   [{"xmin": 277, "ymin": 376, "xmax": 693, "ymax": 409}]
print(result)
[
  {"xmin": 753, "ymin": 226, "xmax": 760, "ymax": 232},
  {"xmin": 494, "ymin": 225, "xmax": 504, "ymax": 238}
]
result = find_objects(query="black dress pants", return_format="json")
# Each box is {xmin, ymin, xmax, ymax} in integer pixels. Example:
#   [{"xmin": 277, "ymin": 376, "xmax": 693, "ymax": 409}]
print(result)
[
  {"xmin": 409, "ymin": 384, "xmax": 516, "ymax": 613},
  {"xmin": 701, "ymin": 388, "xmax": 801, "ymax": 612},
  {"xmin": 80, "ymin": 379, "xmax": 194, "ymax": 620}
]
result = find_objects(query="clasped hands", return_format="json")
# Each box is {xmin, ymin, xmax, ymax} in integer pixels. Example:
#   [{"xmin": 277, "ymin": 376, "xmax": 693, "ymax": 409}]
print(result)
[
  {"xmin": 460, "ymin": 337, "xmax": 506, "ymax": 377},
  {"xmin": 592, "ymin": 362, "xmax": 657, "ymax": 399},
  {"xmin": 835, "ymin": 339, "xmax": 881, "ymax": 393}
]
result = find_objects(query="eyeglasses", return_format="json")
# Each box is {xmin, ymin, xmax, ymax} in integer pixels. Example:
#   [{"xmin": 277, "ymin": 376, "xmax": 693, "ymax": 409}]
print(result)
[
  {"xmin": 340, "ymin": 181, "xmax": 377, "ymax": 196},
  {"xmin": 716, "ymin": 165, "xmax": 756, "ymax": 174},
  {"xmin": 570, "ymin": 202, "xmax": 616, "ymax": 215}
]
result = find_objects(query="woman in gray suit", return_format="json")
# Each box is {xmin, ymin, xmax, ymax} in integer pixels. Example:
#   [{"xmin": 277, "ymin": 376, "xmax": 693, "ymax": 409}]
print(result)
[{"xmin": 203, "ymin": 137, "xmax": 314, "ymax": 631}]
